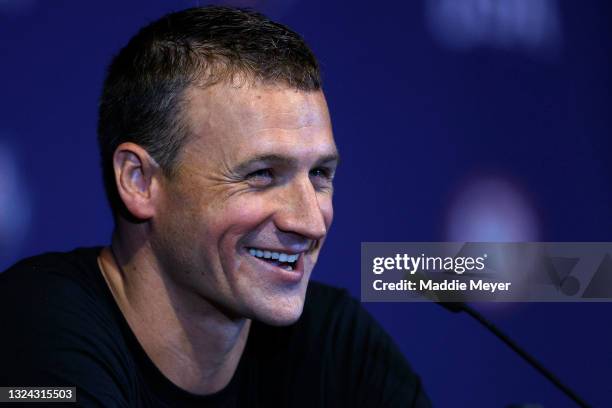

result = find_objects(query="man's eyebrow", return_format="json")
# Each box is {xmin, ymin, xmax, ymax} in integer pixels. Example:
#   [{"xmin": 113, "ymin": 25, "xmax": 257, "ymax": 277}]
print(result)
[
  {"xmin": 233, "ymin": 154, "xmax": 297, "ymax": 174},
  {"xmin": 233, "ymin": 152, "xmax": 340, "ymax": 174},
  {"xmin": 315, "ymin": 153, "xmax": 340, "ymax": 167}
]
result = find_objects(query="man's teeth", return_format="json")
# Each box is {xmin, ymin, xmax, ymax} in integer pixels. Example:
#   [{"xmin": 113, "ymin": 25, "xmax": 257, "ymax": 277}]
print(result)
[{"xmin": 248, "ymin": 248, "xmax": 299, "ymax": 263}]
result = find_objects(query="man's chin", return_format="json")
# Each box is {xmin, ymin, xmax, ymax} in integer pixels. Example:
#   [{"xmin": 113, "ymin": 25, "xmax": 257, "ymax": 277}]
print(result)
[{"xmin": 250, "ymin": 298, "xmax": 306, "ymax": 326}]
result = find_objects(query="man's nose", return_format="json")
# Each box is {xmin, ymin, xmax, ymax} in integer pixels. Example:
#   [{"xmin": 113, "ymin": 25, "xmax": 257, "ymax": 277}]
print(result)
[{"xmin": 274, "ymin": 177, "xmax": 328, "ymax": 240}]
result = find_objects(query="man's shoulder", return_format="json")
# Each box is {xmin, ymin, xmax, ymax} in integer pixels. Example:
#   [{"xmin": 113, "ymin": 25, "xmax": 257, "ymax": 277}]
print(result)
[
  {"xmin": 2, "ymin": 246, "xmax": 104, "ymax": 295},
  {"xmin": 0, "ymin": 246, "xmax": 118, "ymax": 341},
  {"xmin": 1, "ymin": 246, "xmax": 103, "ymax": 284},
  {"xmin": 0, "ymin": 248, "xmax": 133, "ymax": 404}
]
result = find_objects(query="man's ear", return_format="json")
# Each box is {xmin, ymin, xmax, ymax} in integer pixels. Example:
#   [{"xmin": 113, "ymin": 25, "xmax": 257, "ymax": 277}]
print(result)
[{"xmin": 113, "ymin": 142, "xmax": 162, "ymax": 220}]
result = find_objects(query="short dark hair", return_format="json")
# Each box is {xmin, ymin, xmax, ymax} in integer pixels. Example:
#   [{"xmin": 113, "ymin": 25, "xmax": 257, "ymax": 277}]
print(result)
[{"xmin": 97, "ymin": 6, "xmax": 321, "ymax": 217}]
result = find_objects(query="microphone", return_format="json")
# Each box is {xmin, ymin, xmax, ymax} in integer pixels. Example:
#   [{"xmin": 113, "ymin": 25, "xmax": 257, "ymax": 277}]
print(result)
[{"xmin": 437, "ymin": 302, "xmax": 590, "ymax": 408}]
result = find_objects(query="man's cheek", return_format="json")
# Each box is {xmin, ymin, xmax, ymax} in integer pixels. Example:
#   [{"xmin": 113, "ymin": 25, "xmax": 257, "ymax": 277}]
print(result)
[{"xmin": 233, "ymin": 198, "xmax": 274, "ymax": 223}]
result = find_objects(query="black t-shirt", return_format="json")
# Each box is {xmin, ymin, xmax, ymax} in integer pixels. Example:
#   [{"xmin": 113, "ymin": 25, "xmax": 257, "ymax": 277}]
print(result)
[{"xmin": 0, "ymin": 247, "xmax": 429, "ymax": 407}]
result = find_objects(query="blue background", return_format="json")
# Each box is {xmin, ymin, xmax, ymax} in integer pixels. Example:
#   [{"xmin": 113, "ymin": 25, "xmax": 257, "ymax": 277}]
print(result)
[{"xmin": 1, "ymin": 0, "xmax": 610, "ymax": 406}]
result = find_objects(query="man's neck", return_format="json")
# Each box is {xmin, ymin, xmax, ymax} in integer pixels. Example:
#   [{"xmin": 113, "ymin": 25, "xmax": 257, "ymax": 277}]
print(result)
[{"xmin": 97, "ymin": 238, "xmax": 250, "ymax": 395}]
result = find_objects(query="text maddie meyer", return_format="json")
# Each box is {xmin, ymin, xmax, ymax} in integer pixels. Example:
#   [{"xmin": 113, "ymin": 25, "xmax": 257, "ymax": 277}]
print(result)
[{"xmin": 372, "ymin": 279, "xmax": 511, "ymax": 293}]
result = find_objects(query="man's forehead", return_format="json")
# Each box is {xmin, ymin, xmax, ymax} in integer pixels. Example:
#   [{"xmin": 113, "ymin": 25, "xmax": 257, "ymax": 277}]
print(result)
[
  {"xmin": 184, "ymin": 83, "xmax": 330, "ymax": 134},
  {"xmin": 244, "ymin": 90, "xmax": 327, "ymax": 129},
  {"xmin": 180, "ymin": 82, "xmax": 335, "ymax": 166}
]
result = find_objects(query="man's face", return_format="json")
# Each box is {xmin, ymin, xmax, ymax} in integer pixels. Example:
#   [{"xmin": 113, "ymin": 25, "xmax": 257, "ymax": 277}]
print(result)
[{"xmin": 152, "ymin": 83, "xmax": 337, "ymax": 326}]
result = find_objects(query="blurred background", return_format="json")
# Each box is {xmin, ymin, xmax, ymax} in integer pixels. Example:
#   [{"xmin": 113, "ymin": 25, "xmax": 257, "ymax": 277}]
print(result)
[{"xmin": 1, "ymin": 0, "xmax": 610, "ymax": 406}]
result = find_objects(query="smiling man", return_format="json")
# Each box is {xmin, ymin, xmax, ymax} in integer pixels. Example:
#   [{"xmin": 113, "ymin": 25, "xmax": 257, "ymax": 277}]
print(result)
[{"xmin": 0, "ymin": 6, "xmax": 429, "ymax": 407}]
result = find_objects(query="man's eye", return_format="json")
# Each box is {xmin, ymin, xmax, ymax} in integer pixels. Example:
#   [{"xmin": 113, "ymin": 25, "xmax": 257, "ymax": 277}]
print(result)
[
  {"xmin": 310, "ymin": 167, "xmax": 335, "ymax": 191},
  {"xmin": 246, "ymin": 169, "xmax": 274, "ymax": 186},
  {"xmin": 310, "ymin": 167, "xmax": 333, "ymax": 180}
]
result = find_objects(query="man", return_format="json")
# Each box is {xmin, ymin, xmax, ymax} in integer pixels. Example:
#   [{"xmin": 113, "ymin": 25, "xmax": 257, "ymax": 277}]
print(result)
[{"xmin": 0, "ymin": 6, "xmax": 429, "ymax": 407}]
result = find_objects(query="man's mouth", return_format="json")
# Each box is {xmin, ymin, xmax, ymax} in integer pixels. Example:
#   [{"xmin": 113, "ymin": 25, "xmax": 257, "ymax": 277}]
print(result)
[{"xmin": 247, "ymin": 247, "xmax": 300, "ymax": 271}]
